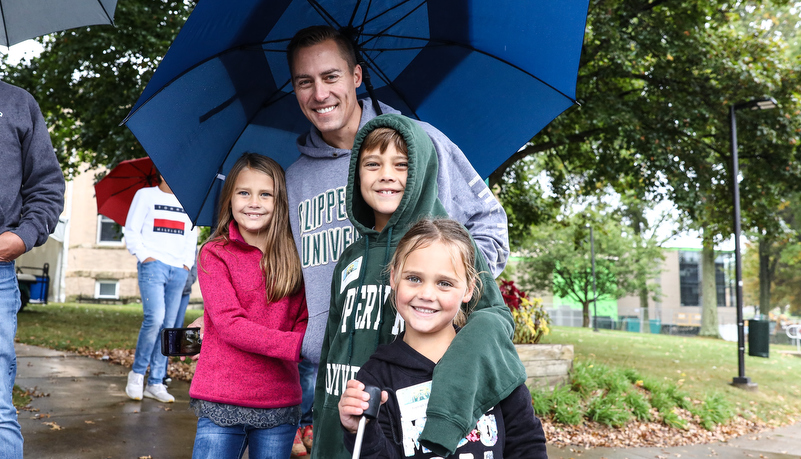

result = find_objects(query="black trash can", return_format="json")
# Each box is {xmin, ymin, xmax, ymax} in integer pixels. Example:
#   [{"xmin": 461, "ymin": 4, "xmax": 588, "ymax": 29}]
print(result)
[{"xmin": 748, "ymin": 318, "xmax": 770, "ymax": 358}]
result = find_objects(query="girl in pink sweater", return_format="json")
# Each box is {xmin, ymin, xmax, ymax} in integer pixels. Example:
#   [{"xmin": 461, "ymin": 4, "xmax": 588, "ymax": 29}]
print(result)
[{"xmin": 190, "ymin": 153, "xmax": 308, "ymax": 459}]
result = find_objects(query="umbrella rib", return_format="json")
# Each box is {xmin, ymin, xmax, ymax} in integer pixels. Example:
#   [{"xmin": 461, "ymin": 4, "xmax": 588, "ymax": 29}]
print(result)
[
  {"xmin": 349, "ymin": 0, "xmax": 366, "ymax": 28},
  {"xmin": 95, "ymin": 0, "xmax": 115, "ymax": 26},
  {"xmin": 306, "ymin": 0, "xmax": 342, "ymax": 29},
  {"xmin": 358, "ymin": 50, "xmax": 422, "ymax": 121},
  {"xmin": 358, "ymin": 0, "xmax": 422, "ymax": 32},
  {"xmin": 358, "ymin": 1, "xmax": 426, "ymax": 49},
  {"xmin": 362, "ymin": 35, "xmax": 579, "ymax": 105},
  {"xmin": 0, "ymin": 2, "xmax": 9, "ymax": 47}
]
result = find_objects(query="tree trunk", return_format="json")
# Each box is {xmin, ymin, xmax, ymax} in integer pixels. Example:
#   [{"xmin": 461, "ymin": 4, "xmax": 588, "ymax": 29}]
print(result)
[
  {"xmin": 639, "ymin": 286, "xmax": 650, "ymax": 334},
  {"xmin": 582, "ymin": 300, "xmax": 591, "ymax": 328},
  {"xmin": 758, "ymin": 238, "xmax": 771, "ymax": 317},
  {"xmin": 699, "ymin": 239, "xmax": 720, "ymax": 337}
]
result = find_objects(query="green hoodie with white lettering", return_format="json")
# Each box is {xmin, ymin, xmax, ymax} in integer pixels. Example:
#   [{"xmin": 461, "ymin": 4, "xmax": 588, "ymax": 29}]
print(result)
[{"xmin": 311, "ymin": 114, "xmax": 525, "ymax": 458}]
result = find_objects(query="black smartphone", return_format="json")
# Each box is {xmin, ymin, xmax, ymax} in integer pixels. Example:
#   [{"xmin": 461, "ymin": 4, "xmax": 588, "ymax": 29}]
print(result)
[{"xmin": 161, "ymin": 327, "xmax": 202, "ymax": 356}]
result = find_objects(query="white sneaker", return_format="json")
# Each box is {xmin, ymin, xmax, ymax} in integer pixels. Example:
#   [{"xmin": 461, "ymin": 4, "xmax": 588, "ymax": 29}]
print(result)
[
  {"xmin": 125, "ymin": 371, "xmax": 144, "ymax": 400},
  {"xmin": 144, "ymin": 383, "xmax": 175, "ymax": 403}
]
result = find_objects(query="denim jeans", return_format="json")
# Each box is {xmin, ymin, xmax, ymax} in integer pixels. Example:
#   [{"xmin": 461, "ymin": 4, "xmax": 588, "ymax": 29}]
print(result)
[
  {"xmin": 173, "ymin": 292, "xmax": 190, "ymax": 329},
  {"xmin": 192, "ymin": 417, "xmax": 296, "ymax": 459},
  {"xmin": 134, "ymin": 260, "xmax": 188, "ymax": 385},
  {"xmin": 0, "ymin": 261, "xmax": 23, "ymax": 458},
  {"xmin": 298, "ymin": 358, "xmax": 318, "ymax": 427}
]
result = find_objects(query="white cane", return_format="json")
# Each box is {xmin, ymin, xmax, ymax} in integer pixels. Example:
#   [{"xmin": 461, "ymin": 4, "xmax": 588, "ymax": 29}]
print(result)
[{"xmin": 352, "ymin": 385, "xmax": 382, "ymax": 459}]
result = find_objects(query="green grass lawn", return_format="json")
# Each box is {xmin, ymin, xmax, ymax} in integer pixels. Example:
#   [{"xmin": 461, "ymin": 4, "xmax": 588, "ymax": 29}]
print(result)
[
  {"xmin": 16, "ymin": 302, "xmax": 203, "ymax": 351},
  {"xmin": 540, "ymin": 325, "xmax": 801, "ymax": 424}
]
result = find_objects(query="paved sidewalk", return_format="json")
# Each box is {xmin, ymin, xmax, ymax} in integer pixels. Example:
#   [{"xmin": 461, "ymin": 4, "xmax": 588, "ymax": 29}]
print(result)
[
  {"xmin": 13, "ymin": 342, "xmax": 801, "ymax": 458},
  {"xmin": 15, "ymin": 343, "xmax": 197, "ymax": 458}
]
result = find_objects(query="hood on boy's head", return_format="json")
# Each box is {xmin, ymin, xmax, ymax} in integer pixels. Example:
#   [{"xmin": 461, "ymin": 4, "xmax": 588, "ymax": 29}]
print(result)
[{"xmin": 347, "ymin": 114, "xmax": 446, "ymax": 235}]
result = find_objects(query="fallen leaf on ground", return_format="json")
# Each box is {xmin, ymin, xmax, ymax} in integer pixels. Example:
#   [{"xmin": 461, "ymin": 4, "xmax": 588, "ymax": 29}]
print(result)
[{"xmin": 42, "ymin": 422, "xmax": 63, "ymax": 430}]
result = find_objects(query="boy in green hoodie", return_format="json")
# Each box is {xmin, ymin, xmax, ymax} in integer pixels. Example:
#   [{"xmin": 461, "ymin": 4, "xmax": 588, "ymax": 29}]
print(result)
[{"xmin": 312, "ymin": 113, "xmax": 525, "ymax": 458}]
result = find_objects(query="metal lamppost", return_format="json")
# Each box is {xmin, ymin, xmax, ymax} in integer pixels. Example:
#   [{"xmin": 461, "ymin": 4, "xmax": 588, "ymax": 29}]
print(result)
[
  {"xmin": 730, "ymin": 97, "xmax": 777, "ymax": 390},
  {"xmin": 590, "ymin": 225, "xmax": 598, "ymax": 332}
]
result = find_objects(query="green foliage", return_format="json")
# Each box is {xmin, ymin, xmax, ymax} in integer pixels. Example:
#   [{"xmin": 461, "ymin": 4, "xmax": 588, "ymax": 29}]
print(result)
[
  {"xmin": 499, "ymin": 280, "xmax": 550, "ymax": 344},
  {"xmin": 624, "ymin": 391, "xmax": 652, "ymax": 421},
  {"xmin": 666, "ymin": 385, "xmax": 694, "ymax": 410},
  {"xmin": 661, "ymin": 408, "xmax": 688, "ymax": 429},
  {"xmin": 649, "ymin": 391, "xmax": 677, "ymax": 413},
  {"xmin": 2, "ymin": 0, "xmax": 195, "ymax": 175},
  {"xmin": 586, "ymin": 393, "xmax": 632, "ymax": 427},
  {"xmin": 531, "ymin": 358, "xmax": 737, "ymax": 429},
  {"xmin": 518, "ymin": 201, "xmax": 664, "ymax": 328},
  {"xmin": 569, "ymin": 362, "xmax": 601, "ymax": 398},
  {"xmin": 549, "ymin": 385, "xmax": 585, "ymax": 425},
  {"xmin": 529, "ymin": 387, "xmax": 551, "ymax": 417},
  {"xmin": 696, "ymin": 393, "xmax": 734, "ymax": 431}
]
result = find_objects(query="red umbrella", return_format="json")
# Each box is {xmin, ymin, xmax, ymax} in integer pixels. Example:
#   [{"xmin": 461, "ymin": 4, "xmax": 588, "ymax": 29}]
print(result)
[{"xmin": 94, "ymin": 157, "xmax": 159, "ymax": 226}]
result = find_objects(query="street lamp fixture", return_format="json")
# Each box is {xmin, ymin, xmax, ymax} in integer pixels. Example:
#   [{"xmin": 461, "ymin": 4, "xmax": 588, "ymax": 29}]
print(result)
[
  {"xmin": 729, "ymin": 97, "xmax": 777, "ymax": 391},
  {"xmin": 584, "ymin": 222, "xmax": 599, "ymax": 331}
]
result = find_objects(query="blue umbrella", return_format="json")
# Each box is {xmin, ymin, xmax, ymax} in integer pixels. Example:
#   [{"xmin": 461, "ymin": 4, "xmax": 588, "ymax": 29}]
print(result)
[{"xmin": 123, "ymin": 0, "xmax": 589, "ymax": 226}]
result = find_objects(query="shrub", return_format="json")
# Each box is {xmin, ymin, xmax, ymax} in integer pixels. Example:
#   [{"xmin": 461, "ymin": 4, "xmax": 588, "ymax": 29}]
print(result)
[
  {"xmin": 586, "ymin": 394, "xmax": 632, "ymax": 427},
  {"xmin": 696, "ymin": 393, "xmax": 734, "ymax": 430},
  {"xmin": 624, "ymin": 391, "xmax": 652, "ymax": 421},
  {"xmin": 529, "ymin": 387, "xmax": 552, "ymax": 416},
  {"xmin": 570, "ymin": 362, "xmax": 600, "ymax": 397},
  {"xmin": 649, "ymin": 391, "xmax": 676, "ymax": 413},
  {"xmin": 660, "ymin": 407, "xmax": 688, "ymax": 429},
  {"xmin": 549, "ymin": 385, "xmax": 584, "ymax": 425},
  {"xmin": 499, "ymin": 280, "xmax": 550, "ymax": 344}
]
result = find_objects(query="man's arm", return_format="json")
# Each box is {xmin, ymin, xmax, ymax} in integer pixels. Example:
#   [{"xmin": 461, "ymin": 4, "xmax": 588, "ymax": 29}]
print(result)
[
  {"xmin": 12, "ymin": 94, "xmax": 65, "ymax": 254},
  {"xmin": 421, "ymin": 122, "xmax": 509, "ymax": 277}
]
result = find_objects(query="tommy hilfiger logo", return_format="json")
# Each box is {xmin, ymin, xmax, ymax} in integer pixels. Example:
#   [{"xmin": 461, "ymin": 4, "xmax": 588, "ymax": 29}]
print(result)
[
  {"xmin": 153, "ymin": 219, "xmax": 185, "ymax": 235},
  {"xmin": 155, "ymin": 204, "xmax": 185, "ymax": 213}
]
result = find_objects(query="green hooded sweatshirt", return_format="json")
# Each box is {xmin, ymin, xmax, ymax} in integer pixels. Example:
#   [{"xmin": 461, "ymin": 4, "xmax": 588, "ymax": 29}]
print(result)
[{"xmin": 311, "ymin": 114, "xmax": 526, "ymax": 457}]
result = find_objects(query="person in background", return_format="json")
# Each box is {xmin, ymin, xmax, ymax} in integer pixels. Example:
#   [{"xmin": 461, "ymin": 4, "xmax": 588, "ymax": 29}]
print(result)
[
  {"xmin": 123, "ymin": 174, "xmax": 198, "ymax": 403},
  {"xmin": 189, "ymin": 153, "xmax": 307, "ymax": 459},
  {"xmin": 0, "ymin": 80, "xmax": 66, "ymax": 459}
]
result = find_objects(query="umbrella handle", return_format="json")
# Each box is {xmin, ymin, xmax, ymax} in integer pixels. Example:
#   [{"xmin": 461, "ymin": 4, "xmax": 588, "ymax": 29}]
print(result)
[{"xmin": 351, "ymin": 385, "xmax": 382, "ymax": 459}]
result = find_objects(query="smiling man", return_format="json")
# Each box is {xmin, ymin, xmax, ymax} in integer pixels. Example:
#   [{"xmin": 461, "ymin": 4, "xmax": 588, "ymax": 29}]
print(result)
[{"xmin": 283, "ymin": 25, "xmax": 511, "ymax": 457}]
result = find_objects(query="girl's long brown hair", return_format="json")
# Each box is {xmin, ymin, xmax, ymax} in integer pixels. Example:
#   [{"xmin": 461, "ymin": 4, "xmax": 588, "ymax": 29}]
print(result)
[{"xmin": 205, "ymin": 153, "xmax": 302, "ymax": 302}]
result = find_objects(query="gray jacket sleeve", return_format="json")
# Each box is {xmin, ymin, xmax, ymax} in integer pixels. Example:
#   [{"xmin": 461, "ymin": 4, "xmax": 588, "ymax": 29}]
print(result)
[
  {"xmin": 15, "ymin": 92, "xmax": 65, "ymax": 251},
  {"xmin": 420, "ymin": 121, "xmax": 510, "ymax": 277}
]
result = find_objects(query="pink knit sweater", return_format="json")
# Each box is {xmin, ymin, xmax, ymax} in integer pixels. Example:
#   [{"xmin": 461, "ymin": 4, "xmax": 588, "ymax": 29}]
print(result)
[{"xmin": 189, "ymin": 222, "xmax": 308, "ymax": 409}]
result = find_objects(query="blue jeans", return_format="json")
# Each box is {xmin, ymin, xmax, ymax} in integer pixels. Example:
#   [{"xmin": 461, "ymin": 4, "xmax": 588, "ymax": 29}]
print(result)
[
  {"xmin": 134, "ymin": 260, "xmax": 188, "ymax": 385},
  {"xmin": 298, "ymin": 358, "xmax": 318, "ymax": 427},
  {"xmin": 0, "ymin": 261, "xmax": 23, "ymax": 458},
  {"xmin": 173, "ymin": 292, "xmax": 190, "ymax": 328},
  {"xmin": 192, "ymin": 417, "xmax": 296, "ymax": 459}
]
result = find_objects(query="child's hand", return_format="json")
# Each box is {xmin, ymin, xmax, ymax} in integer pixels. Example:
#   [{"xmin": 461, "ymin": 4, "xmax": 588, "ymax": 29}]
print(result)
[
  {"xmin": 179, "ymin": 317, "xmax": 204, "ymax": 362},
  {"xmin": 338, "ymin": 379, "xmax": 388, "ymax": 434}
]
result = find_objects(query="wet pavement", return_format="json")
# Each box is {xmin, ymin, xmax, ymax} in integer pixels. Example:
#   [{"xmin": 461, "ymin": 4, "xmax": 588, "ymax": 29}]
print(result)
[
  {"xmin": 16, "ymin": 343, "xmax": 196, "ymax": 458},
  {"xmin": 13, "ymin": 343, "xmax": 801, "ymax": 458}
]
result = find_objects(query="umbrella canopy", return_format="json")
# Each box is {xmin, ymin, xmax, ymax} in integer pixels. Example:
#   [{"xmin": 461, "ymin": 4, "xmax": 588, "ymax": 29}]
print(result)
[
  {"xmin": 124, "ymin": 0, "xmax": 590, "ymax": 226},
  {"xmin": 94, "ymin": 157, "xmax": 159, "ymax": 226},
  {"xmin": 1, "ymin": 0, "xmax": 117, "ymax": 47}
]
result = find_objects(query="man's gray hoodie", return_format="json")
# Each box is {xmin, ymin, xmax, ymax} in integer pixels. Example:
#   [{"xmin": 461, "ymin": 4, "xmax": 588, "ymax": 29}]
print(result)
[
  {"xmin": 0, "ymin": 81, "xmax": 64, "ymax": 252},
  {"xmin": 286, "ymin": 98, "xmax": 509, "ymax": 363}
]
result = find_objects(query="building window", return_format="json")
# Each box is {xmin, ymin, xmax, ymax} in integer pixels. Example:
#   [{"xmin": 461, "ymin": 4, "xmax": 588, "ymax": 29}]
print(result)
[
  {"xmin": 679, "ymin": 251, "xmax": 700, "ymax": 307},
  {"xmin": 95, "ymin": 279, "xmax": 119, "ymax": 299},
  {"xmin": 97, "ymin": 216, "xmax": 123, "ymax": 245}
]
